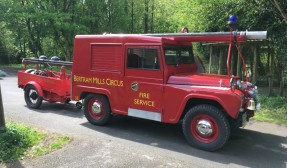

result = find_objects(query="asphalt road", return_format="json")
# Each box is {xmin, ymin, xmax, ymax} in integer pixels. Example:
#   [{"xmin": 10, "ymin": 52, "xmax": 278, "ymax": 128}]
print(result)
[{"xmin": 1, "ymin": 76, "xmax": 287, "ymax": 168}]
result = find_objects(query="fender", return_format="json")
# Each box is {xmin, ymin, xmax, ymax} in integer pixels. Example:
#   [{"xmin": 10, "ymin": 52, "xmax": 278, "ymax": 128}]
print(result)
[
  {"xmin": 24, "ymin": 81, "xmax": 44, "ymax": 97},
  {"xmin": 173, "ymin": 93, "xmax": 241, "ymax": 122},
  {"xmin": 76, "ymin": 85, "xmax": 116, "ymax": 111},
  {"xmin": 76, "ymin": 85, "xmax": 112, "ymax": 99}
]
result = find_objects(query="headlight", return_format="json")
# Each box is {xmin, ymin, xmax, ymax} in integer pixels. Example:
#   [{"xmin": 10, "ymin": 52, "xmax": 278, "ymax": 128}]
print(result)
[
  {"xmin": 239, "ymin": 95, "xmax": 245, "ymax": 112},
  {"xmin": 230, "ymin": 77, "xmax": 236, "ymax": 88},
  {"xmin": 236, "ymin": 80, "xmax": 247, "ymax": 90},
  {"xmin": 236, "ymin": 80, "xmax": 242, "ymax": 88},
  {"xmin": 254, "ymin": 86, "xmax": 258, "ymax": 94},
  {"xmin": 241, "ymin": 95, "xmax": 245, "ymax": 106},
  {"xmin": 248, "ymin": 87, "xmax": 259, "ymax": 101},
  {"xmin": 248, "ymin": 90, "xmax": 255, "ymax": 97}
]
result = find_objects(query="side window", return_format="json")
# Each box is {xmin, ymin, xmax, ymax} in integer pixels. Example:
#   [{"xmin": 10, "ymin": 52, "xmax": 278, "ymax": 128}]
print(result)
[
  {"xmin": 180, "ymin": 49, "xmax": 194, "ymax": 64},
  {"xmin": 127, "ymin": 48, "xmax": 160, "ymax": 70},
  {"xmin": 164, "ymin": 49, "xmax": 178, "ymax": 65}
]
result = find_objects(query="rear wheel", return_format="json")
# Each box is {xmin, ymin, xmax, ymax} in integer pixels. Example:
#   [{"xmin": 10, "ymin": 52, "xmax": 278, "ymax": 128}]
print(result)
[
  {"xmin": 84, "ymin": 94, "xmax": 111, "ymax": 126},
  {"xmin": 182, "ymin": 104, "xmax": 230, "ymax": 151},
  {"xmin": 24, "ymin": 85, "xmax": 43, "ymax": 109}
]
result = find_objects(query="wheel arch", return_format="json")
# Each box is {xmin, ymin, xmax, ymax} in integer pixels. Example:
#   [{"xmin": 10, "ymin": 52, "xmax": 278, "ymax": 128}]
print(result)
[
  {"xmin": 80, "ymin": 91, "xmax": 110, "ymax": 101},
  {"xmin": 180, "ymin": 98, "xmax": 224, "ymax": 120},
  {"xmin": 24, "ymin": 82, "xmax": 44, "ymax": 97},
  {"xmin": 80, "ymin": 91, "xmax": 112, "ymax": 109}
]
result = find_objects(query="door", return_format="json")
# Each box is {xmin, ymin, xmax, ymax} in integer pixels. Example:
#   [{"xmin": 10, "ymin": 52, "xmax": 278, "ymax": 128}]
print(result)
[{"xmin": 125, "ymin": 46, "xmax": 164, "ymax": 122}]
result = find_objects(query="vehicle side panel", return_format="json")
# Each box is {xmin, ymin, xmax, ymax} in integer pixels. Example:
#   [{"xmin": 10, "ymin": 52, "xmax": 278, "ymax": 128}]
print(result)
[
  {"xmin": 162, "ymin": 84, "xmax": 242, "ymax": 123},
  {"xmin": 72, "ymin": 41, "xmax": 126, "ymax": 114}
]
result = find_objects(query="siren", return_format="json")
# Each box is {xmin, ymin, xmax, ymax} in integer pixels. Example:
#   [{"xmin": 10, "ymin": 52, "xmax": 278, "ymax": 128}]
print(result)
[{"xmin": 228, "ymin": 15, "xmax": 236, "ymax": 27}]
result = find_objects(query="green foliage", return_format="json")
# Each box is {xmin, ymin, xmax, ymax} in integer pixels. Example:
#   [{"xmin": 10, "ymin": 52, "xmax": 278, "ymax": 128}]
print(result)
[
  {"xmin": 260, "ymin": 96, "xmax": 287, "ymax": 109},
  {"xmin": 0, "ymin": 121, "xmax": 44, "ymax": 162},
  {"xmin": 254, "ymin": 96, "xmax": 287, "ymax": 125},
  {"xmin": 32, "ymin": 136, "xmax": 70, "ymax": 156},
  {"xmin": 0, "ymin": 0, "xmax": 286, "ymax": 80},
  {"xmin": 0, "ymin": 121, "xmax": 70, "ymax": 162}
]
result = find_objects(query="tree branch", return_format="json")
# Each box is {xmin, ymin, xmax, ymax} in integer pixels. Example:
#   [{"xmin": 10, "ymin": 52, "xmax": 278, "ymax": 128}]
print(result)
[{"xmin": 272, "ymin": 0, "xmax": 287, "ymax": 24}]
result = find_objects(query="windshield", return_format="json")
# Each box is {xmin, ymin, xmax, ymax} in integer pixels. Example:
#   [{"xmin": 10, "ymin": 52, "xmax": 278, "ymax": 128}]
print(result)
[{"xmin": 164, "ymin": 45, "xmax": 194, "ymax": 65}]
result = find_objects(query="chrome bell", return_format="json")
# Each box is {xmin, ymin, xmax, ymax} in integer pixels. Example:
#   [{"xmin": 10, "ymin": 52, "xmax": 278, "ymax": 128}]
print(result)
[{"xmin": 247, "ymin": 99, "xmax": 256, "ymax": 111}]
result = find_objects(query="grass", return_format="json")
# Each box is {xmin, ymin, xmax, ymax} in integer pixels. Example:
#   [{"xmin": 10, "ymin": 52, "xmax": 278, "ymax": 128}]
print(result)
[
  {"xmin": 3, "ymin": 64, "xmax": 25, "ymax": 69},
  {"xmin": 254, "ymin": 96, "xmax": 287, "ymax": 126},
  {"xmin": 0, "ymin": 121, "xmax": 70, "ymax": 162}
]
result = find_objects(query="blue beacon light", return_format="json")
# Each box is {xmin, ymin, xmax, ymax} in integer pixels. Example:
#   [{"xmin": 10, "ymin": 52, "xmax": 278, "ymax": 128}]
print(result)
[{"xmin": 228, "ymin": 15, "xmax": 236, "ymax": 27}]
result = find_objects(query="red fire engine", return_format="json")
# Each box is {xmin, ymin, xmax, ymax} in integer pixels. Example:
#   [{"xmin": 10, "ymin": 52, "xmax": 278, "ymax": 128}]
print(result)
[{"xmin": 18, "ymin": 16, "xmax": 267, "ymax": 151}]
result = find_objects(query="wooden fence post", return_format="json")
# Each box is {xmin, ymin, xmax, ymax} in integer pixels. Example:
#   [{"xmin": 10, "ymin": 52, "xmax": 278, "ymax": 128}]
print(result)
[{"xmin": 209, "ymin": 46, "xmax": 213, "ymax": 73}]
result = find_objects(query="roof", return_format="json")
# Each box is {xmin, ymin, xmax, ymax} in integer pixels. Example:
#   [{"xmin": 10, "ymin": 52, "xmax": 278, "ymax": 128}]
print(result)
[{"xmin": 75, "ymin": 31, "xmax": 267, "ymax": 44}]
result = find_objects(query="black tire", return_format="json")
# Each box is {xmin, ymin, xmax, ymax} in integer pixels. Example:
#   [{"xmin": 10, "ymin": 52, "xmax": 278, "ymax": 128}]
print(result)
[
  {"xmin": 182, "ymin": 104, "xmax": 230, "ymax": 151},
  {"xmin": 83, "ymin": 94, "xmax": 111, "ymax": 126},
  {"xmin": 229, "ymin": 118, "xmax": 240, "ymax": 133},
  {"xmin": 24, "ymin": 85, "xmax": 43, "ymax": 109}
]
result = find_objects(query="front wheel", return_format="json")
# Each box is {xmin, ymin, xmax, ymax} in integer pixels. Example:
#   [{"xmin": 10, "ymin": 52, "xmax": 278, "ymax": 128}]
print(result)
[
  {"xmin": 182, "ymin": 104, "xmax": 230, "ymax": 151},
  {"xmin": 83, "ymin": 94, "xmax": 111, "ymax": 126},
  {"xmin": 24, "ymin": 85, "xmax": 43, "ymax": 109}
]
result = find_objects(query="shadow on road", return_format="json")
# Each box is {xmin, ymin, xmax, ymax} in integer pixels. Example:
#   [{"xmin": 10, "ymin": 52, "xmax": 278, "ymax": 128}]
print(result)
[
  {"xmin": 24, "ymin": 102, "xmax": 84, "ymax": 119},
  {"xmin": 81, "ymin": 116, "xmax": 287, "ymax": 168},
  {"xmin": 2, "ymin": 160, "xmax": 26, "ymax": 168}
]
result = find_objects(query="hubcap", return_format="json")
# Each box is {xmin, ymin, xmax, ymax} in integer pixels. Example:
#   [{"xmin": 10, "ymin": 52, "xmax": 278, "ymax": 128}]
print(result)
[
  {"xmin": 30, "ymin": 91, "xmax": 38, "ymax": 100},
  {"xmin": 91, "ymin": 101, "xmax": 102, "ymax": 115},
  {"xmin": 29, "ymin": 89, "xmax": 38, "ymax": 103},
  {"xmin": 190, "ymin": 114, "xmax": 219, "ymax": 143},
  {"xmin": 196, "ymin": 120, "xmax": 213, "ymax": 137}
]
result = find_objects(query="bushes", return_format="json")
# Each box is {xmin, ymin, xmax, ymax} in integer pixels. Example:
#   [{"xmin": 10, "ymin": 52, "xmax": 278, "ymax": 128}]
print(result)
[
  {"xmin": 254, "ymin": 96, "xmax": 287, "ymax": 125},
  {"xmin": 260, "ymin": 96, "xmax": 287, "ymax": 109},
  {"xmin": 0, "ymin": 121, "xmax": 44, "ymax": 162}
]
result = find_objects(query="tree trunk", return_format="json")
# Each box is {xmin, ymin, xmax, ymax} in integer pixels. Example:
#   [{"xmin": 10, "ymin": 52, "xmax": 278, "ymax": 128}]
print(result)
[
  {"xmin": 150, "ymin": 0, "xmax": 155, "ymax": 33},
  {"xmin": 36, "ymin": 29, "xmax": 43, "ymax": 55},
  {"xmin": 108, "ymin": 1, "xmax": 112, "ymax": 33},
  {"xmin": 252, "ymin": 47, "xmax": 258, "ymax": 84},
  {"xmin": 144, "ymin": 0, "xmax": 149, "ymax": 33},
  {"xmin": 26, "ymin": 18, "xmax": 37, "ymax": 55},
  {"xmin": 23, "ymin": 40, "xmax": 26, "ymax": 58},
  {"xmin": 272, "ymin": 0, "xmax": 287, "ymax": 24},
  {"xmin": 268, "ymin": 50, "xmax": 274, "ymax": 96},
  {"xmin": 279, "ymin": 65, "xmax": 284, "ymax": 96},
  {"xmin": 65, "ymin": 39, "xmax": 71, "ymax": 61},
  {"xmin": 131, "ymin": 0, "xmax": 134, "ymax": 33},
  {"xmin": 0, "ymin": 85, "xmax": 6, "ymax": 132}
]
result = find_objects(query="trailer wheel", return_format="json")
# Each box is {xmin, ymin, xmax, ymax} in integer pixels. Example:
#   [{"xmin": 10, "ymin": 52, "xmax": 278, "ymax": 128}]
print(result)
[
  {"xmin": 24, "ymin": 85, "xmax": 43, "ymax": 109},
  {"xmin": 84, "ymin": 94, "xmax": 111, "ymax": 126},
  {"xmin": 182, "ymin": 104, "xmax": 230, "ymax": 151}
]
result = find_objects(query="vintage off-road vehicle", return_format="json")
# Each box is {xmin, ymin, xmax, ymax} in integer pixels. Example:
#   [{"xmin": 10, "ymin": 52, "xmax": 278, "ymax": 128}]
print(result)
[
  {"xmin": 71, "ymin": 31, "xmax": 265, "ymax": 151},
  {"xmin": 18, "ymin": 20, "xmax": 266, "ymax": 151}
]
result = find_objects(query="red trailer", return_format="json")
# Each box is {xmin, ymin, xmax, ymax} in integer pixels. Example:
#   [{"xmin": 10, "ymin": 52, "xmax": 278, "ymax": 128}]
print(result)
[{"xmin": 17, "ymin": 59, "xmax": 79, "ymax": 109}]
